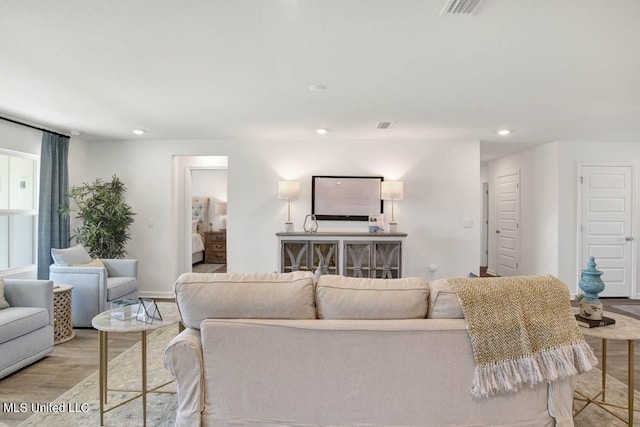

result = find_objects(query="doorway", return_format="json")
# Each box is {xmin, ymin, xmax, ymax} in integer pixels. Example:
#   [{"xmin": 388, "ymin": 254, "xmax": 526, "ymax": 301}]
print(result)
[
  {"xmin": 496, "ymin": 172, "xmax": 520, "ymax": 277},
  {"xmin": 579, "ymin": 165, "xmax": 634, "ymax": 297},
  {"xmin": 191, "ymin": 169, "xmax": 228, "ymax": 273},
  {"xmin": 481, "ymin": 182, "xmax": 489, "ymax": 267},
  {"xmin": 172, "ymin": 155, "xmax": 228, "ymax": 277}
]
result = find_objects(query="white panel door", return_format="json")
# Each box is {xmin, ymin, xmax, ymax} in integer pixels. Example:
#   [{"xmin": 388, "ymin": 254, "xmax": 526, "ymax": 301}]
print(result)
[
  {"xmin": 581, "ymin": 166, "xmax": 633, "ymax": 297},
  {"xmin": 497, "ymin": 173, "xmax": 520, "ymax": 277}
]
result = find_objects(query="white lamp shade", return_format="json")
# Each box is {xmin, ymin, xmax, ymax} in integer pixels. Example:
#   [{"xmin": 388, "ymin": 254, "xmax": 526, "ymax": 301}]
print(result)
[
  {"xmin": 278, "ymin": 181, "xmax": 301, "ymax": 200},
  {"xmin": 214, "ymin": 202, "xmax": 227, "ymax": 215},
  {"xmin": 381, "ymin": 181, "xmax": 404, "ymax": 200}
]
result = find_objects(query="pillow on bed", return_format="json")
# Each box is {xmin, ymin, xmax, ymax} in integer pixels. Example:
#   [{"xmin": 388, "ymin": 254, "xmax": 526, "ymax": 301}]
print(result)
[{"xmin": 192, "ymin": 220, "xmax": 199, "ymax": 234}]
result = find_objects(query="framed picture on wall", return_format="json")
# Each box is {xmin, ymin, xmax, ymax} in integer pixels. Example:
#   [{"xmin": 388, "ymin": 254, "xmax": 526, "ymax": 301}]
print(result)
[{"xmin": 368, "ymin": 214, "xmax": 384, "ymax": 232}]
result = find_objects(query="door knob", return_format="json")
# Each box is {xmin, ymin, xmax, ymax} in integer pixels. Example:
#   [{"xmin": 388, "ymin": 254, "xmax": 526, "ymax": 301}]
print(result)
[{"xmin": 626, "ymin": 236, "xmax": 634, "ymax": 241}]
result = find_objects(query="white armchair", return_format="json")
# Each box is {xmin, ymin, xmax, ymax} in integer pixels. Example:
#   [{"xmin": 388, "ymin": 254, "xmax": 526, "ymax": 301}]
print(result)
[{"xmin": 48, "ymin": 245, "xmax": 138, "ymax": 327}]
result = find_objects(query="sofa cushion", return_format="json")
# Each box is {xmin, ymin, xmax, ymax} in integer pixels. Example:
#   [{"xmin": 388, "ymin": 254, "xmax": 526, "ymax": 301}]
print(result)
[
  {"xmin": 427, "ymin": 279, "xmax": 464, "ymax": 319},
  {"xmin": 316, "ymin": 275, "xmax": 429, "ymax": 319},
  {"xmin": 107, "ymin": 277, "xmax": 138, "ymax": 301},
  {"xmin": 0, "ymin": 307, "xmax": 50, "ymax": 345},
  {"xmin": 51, "ymin": 244, "xmax": 93, "ymax": 266},
  {"xmin": 175, "ymin": 272, "xmax": 316, "ymax": 329},
  {"xmin": 0, "ymin": 279, "xmax": 9, "ymax": 310}
]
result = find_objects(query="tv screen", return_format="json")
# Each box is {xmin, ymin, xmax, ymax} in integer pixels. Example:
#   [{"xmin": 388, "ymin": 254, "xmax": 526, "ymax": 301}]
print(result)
[{"xmin": 311, "ymin": 176, "xmax": 383, "ymax": 221}]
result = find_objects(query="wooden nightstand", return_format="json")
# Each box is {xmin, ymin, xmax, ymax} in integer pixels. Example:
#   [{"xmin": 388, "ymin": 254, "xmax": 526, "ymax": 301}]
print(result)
[{"xmin": 204, "ymin": 230, "xmax": 227, "ymax": 263}]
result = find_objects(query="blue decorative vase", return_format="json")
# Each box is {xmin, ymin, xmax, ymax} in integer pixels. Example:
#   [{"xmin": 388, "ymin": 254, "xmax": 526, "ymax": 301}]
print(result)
[{"xmin": 578, "ymin": 256, "xmax": 605, "ymax": 320}]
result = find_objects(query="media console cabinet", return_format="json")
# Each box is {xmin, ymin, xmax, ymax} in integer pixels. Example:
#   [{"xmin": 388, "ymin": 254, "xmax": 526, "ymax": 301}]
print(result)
[{"xmin": 276, "ymin": 232, "xmax": 407, "ymax": 278}]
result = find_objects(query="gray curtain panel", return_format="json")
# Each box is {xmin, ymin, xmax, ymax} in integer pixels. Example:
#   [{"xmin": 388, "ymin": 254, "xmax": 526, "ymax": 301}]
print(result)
[{"xmin": 37, "ymin": 132, "xmax": 70, "ymax": 279}]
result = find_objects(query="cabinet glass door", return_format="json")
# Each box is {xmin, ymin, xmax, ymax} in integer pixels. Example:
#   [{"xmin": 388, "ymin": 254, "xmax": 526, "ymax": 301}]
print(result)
[
  {"xmin": 344, "ymin": 242, "xmax": 372, "ymax": 278},
  {"xmin": 281, "ymin": 241, "xmax": 309, "ymax": 272},
  {"xmin": 311, "ymin": 241, "xmax": 339, "ymax": 275},
  {"xmin": 372, "ymin": 241, "xmax": 401, "ymax": 279}
]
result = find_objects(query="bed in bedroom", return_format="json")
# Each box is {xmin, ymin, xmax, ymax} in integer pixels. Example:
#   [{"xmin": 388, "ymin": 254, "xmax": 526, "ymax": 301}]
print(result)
[{"xmin": 192, "ymin": 196, "xmax": 209, "ymax": 264}]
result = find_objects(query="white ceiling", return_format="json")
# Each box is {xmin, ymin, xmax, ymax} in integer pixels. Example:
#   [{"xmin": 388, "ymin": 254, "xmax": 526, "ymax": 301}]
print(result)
[{"xmin": 1, "ymin": 0, "xmax": 639, "ymax": 162}]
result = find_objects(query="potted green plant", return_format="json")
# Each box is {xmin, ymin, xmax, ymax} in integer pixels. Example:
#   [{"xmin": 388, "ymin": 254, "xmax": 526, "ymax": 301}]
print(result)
[{"xmin": 59, "ymin": 175, "xmax": 135, "ymax": 258}]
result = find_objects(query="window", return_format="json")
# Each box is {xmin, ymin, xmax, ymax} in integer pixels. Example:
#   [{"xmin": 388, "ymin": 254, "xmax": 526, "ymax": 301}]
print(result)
[{"xmin": 0, "ymin": 149, "xmax": 38, "ymax": 273}]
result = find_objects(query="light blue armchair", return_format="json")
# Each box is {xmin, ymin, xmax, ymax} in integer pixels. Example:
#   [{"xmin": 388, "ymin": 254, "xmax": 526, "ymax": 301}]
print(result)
[
  {"xmin": 0, "ymin": 279, "xmax": 54, "ymax": 379},
  {"xmin": 49, "ymin": 259, "xmax": 138, "ymax": 327}
]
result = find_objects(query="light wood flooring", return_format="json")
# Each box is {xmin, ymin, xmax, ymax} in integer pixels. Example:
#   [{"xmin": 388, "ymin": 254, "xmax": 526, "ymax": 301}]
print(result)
[{"xmin": 0, "ymin": 328, "xmax": 141, "ymax": 426}]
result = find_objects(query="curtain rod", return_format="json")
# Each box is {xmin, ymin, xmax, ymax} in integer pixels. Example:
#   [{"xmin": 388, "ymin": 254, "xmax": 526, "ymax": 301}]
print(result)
[{"xmin": 0, "ymin": 115, "xmax": 70, "ymax": 139}]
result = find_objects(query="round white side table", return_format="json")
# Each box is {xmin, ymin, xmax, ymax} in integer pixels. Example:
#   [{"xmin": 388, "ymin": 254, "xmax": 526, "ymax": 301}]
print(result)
[
  {"xmin": 574, "ymin": 310, "xmax": 640, "ymax": 426},
  {"xmin": 92, "ymin": 302, "xmax": 182, "ymax": 426}
]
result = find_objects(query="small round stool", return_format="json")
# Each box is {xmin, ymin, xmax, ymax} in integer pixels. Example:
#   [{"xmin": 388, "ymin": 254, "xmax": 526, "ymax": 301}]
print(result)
[{"xmin": 53, "ymin": 284, "xmax": 76, "ymax": 344}]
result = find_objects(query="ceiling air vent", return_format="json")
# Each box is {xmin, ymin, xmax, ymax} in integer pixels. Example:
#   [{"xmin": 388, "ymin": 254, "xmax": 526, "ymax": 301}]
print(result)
[
  {"xmin": 440, "ymin": 0, "xmax": 482, "ymax": 15},
  {"xmin": 376, "ymin": 122, "xmax": 393, "ymax": 130}
]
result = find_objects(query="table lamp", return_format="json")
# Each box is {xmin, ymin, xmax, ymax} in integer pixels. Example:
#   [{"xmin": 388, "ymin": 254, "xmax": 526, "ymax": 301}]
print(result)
[
  {"xmin": 381, "ymin": 181, "xmax": 404, "ymax": 232},
  {"xmin": 278, "ymin": 181, "xmax": 300, "ymax": 232},
  {"xmin": 214, "ymin": 202, "xmax": 227, "ymax": 230}
]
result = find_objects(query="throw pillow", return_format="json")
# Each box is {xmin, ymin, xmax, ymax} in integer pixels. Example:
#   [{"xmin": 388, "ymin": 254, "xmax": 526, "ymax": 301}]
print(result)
[
  {"xmin": 192, "ymin": 220, "xmax": 198, "ymax": 234},
  {"xmin": 426, "ymin": 279, "xmax": 464, "ymax": 319},
  {"xmin": 0, "ymin": 279, "xmax": 10, "ymax": 310},
  {"xmin": 316, "ymin": 275, "xmax": 429, "ymax": 319},
  {"xmin": 51, "ymin": 244, "xmax": 93, "ymax": 266},
  {"xmin": 74, "ymin": 258, "xmax": 108, "ymax": 277},
  {"xmin": 74, "ymin": 258, "xmax": 106, "ymax": 268}
]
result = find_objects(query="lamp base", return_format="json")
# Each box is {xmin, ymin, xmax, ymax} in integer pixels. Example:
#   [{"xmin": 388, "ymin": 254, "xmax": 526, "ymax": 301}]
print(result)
[
  {"xmin": 284, "ymin": 222, "xmax": 294, "ymax": 233},
  {"xmin": 388, "ymin": 222, "xmax": 398, "ymax": 233}
]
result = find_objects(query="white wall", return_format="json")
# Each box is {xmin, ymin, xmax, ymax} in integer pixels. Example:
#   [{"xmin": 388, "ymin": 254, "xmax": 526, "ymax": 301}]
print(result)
[
  {"xmin": 557, "ymin": 141, "xmax": 640, "ymax": 297},
  {"xmin": 486, "ymin": 142, "xmax": 559, "ymax": 278},
  {"xmin": 0, "ymin": 121, "xmax": 41, "ymax": 155},
  {"xmin": 487, "ymin": 141, "xmax": 640, "ymax": 298},
  {"xmin": 85, "ymin": 139, "xmax": 482, "ymax": 298}
]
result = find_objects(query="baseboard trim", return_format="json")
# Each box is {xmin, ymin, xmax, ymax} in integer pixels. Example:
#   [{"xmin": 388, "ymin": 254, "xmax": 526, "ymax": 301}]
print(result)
[{"xmin": 486, "ymin": 268, "xmax": 497, "ymax": 277}]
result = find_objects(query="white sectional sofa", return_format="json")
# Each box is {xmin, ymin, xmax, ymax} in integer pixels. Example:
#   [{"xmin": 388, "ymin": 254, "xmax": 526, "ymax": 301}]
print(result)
[
  {"xmin": 165, "ymin": 272, "xmax": 578, "ymax": 427},
  {"xmin": 0, "ymin": 279, "xmax": 54, "ymax": 380}
]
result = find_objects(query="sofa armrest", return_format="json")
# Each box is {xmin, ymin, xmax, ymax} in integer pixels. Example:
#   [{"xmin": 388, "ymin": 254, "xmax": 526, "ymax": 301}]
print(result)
[
  {"xmin": 102, "ymin": 259, "xmax": 137, "ymax": 278},
  {"xmin": 3, "ymin": 279, "xmax": 54, "ymax": 326},
  {"xmin": 548, "ymin": 376, "xmax": 577, "ymax": 427},
  {"xmin": 49, "ymin": 265, "xmax": 108, "ymax": 314},
  {"xmin": 164, "ymin": 328, "xmax": 204, "ymax": 427}
]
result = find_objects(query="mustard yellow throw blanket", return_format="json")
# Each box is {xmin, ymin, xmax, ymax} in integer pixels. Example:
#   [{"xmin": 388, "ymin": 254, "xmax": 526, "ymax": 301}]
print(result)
[{"xmin": 448, "ymin": 275, "xmax": 597, "ymax": 398}]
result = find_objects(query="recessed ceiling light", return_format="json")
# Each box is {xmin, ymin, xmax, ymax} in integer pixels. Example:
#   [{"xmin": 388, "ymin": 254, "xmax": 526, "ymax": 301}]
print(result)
[
  {"xmin": 132, "ymin": 129, "xmax": 146, "ymax": 135},
  {"xmin": 70, "ymin": 130, "xmax": 81, "ymax": 136},
  {"xmin": 316, "ymin": 128, "xmax": 328, "ymax": 135},
  {"xmin": 497, "ymin": 129, "xmax": 511, "ymax": 136},
  {"xmin": 309, "ymin": 84, "xmax": 327, "ymax": 92}
]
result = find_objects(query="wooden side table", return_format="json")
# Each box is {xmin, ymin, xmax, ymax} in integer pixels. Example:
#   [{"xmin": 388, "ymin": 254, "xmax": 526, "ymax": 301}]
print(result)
[
  {"xmin": 53, "ymin": 284, "xmax": 76, "ymax": 344},
  {"xmin": 204, "ymin": 230, "xmax": 227, "ymax": 263}
]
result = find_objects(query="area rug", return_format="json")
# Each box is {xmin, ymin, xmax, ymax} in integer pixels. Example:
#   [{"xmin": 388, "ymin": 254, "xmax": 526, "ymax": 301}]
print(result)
[
  {"xmin": 192, "ymin": 263, "xmax": 225, "ymax": 273},
  {"xmin": 573, "ymin": 367, "xmax": 640, "ymax": 426},
  {"xmin": 18, "ymin": 326, "xmax": 178, "ymax": 427},
  {"xmin": 611, "ymin": 304, "xmax": 640, "ymax": 318}
]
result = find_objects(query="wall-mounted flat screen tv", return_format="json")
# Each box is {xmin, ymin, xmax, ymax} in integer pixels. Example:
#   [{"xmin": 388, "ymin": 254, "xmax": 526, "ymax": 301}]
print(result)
[{"xmin": 312, "ymin": 175, "xmax": 384, "ymax": 221}]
